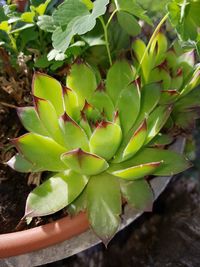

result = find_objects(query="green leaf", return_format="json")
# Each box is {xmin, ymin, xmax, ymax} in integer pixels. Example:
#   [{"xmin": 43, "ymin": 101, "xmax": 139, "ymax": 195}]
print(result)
[
  {"xmin": 168, "ymin": 0, "xmax": 200, "ymax": 42},
  {"xmin": 114, "ymin": 0, "xmax": 152, "ymax": 25},
  {"xmin": 37, "ymin": 15, "xmax": 56, "ymax": 32},
  {"xmin": 34, "ymin": 0, "xmax": 51, "ymax": 15},
  {"xmin": 89, "ymin": 121, "xmax": 122, "ymax": 161},
  {"xmin": 159, "ymin": 90, "xmax": 180, "ymax": 105},
  {"xmin": 89, "ymin": 86, "xmax": 115, "ymax": 121},
  {"xmin": 59, "ymin": 113, "xmax": 89, "ymax": 151},
  {"xmin": 17, "ymin": 107, "xmax": 49, "ymax": 136},
  {"xmin": 67, "ymin": 189, "xmax": 87, "ymax": 216},
  {"xmin": 51, "ymin": 0, "xmax": 109, "ymax": 54},
  {"xmin": 33, "ymin": 73, "xmax": 64, "ymax": 116},
  {"xmin": 61, "ymin": 148, "xmax": 109, "ymax": 175},
  {"xmin": 0, "ymin": 21, "xmax": 11, "ymax": 32},
  {"xmin": 66, "ymin": 61, "xmax": 97, "ymax": 108},
  {"xmin": 79, "ymin": 117, "xmax": 92, "ymax": 138},
  {"xmin": 12, "ymin": 133, "xmax": 67, "ymax": 172},
  {"xmin": 123, "ymin": 120, "xmax": 147, "ymax": 160},
  {"xmin": 21, "ymin": 11, "xmax": 35, "ymax": 23},
  {"xmin": 25, "ymin": 170, "xmax": 88, "ymax": 217},
  {"xmin": 149, "ymin": 133, "xmax": 173, "ymax": 147},
  {"xmin": 149, "ymin": 32, "xmax": 168, "ymax": 66},
  {"xmin": 34, "ymin": 54, "xmax": 51, "ymax": 68},
  {"xmin": 132, "ymin": 39, "xmax": 151, "ymax": 82},
  {"xmin": 63, "ymin": 86, "xmax": 80, "ymax": 121},
  {"xmin": 117, "ymin": 11, "xmax": 141, "ymax": 36},
  {"xmin": 87, "ymin": 172, "xmax": 121, "ymax": 244},
  {"xmin": 52, "ymin": 0, "xmax": 89, "ymax": 27},
  {"xmin": 7, "ymin": 154, "xmax": 40, "ymax": 173},
  {"xmin": 106, "ymin": 60, "xmax": 135, "ymax": 105},
  {"xmin": 140, "ymin": 83, "xmax": 161, "ymax": 115},
  {"xmin": 110, "ymin": 161, "xmax": 161, "ymax": 180},
  {"xmin": 120, "ymin": 179, "xmax": 154, "ymax": 211},
  {"xmin": 34, "ymin": 97, "xmax": 65, "ymax": 147},
  {"xmin": 145, "ymin": 105, "xmax": 173, "ymax": 144},
  {"xmin": 116, "ymin": 82, "xmax": 140, "ymax": 135},
  {"xmin": 110, "ymin": 148, "xmax": 191, "ymax": 177}
]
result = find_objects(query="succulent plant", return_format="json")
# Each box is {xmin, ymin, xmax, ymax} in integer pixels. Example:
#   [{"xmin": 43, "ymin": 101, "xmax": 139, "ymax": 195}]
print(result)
[
  {"xmin": 8, "ymin": 59, "xmax": 191, "ymax": 243},
  {"xmin": 132, "ymin": 32, "xmax": 200, "ymax": 131}
]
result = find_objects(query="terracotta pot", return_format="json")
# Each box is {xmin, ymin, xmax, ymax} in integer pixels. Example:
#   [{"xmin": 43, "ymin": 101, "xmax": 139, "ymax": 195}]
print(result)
[
  {"xmin": 13, "ymin": 0, "xmax": 28, "ymax": 12},
  {"xmin": 0, "ymin": 138, "xmax": 185, "ymax": 267}
]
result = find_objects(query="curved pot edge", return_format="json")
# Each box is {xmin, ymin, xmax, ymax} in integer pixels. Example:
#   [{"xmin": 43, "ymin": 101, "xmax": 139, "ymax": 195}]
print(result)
[
  {"xmin": 0, "ymin": 212, "xmax": 89, "ymax": 258},
  {"xmin": 0, "ymin": 138, "xmax": 186, "ymax": 260}
]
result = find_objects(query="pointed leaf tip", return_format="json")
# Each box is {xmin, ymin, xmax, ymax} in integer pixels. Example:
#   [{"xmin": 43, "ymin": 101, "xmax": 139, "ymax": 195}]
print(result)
[
  {"xmin": 61, "ymin": 149, "xmax": 109, "ymax": 175},
  {"xmin": 110, "ymin": 161, "xmax": 162, "ymax": 180},
  {"xmin": 122, "ymin": 119, "xmax": 147, "ymax": 161},
  {"xmin": 89, "ymin": 121, "xmax": 122, "ymax": 160}
]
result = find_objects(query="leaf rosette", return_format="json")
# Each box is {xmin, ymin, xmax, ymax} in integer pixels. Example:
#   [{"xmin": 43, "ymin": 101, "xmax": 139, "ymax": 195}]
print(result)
[{"xmin": 8, "ymin": 60, "xmax": 191, "ymax": 243}]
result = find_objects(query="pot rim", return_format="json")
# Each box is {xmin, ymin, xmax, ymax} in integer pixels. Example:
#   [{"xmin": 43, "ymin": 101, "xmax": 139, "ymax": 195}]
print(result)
[
  {"xmin": 0, "ymin": 138, "xmax": 185, "ymax": 261},
  {"xmin": 0, "ymin": 212, "xmax": 89, "ymax": 258}
]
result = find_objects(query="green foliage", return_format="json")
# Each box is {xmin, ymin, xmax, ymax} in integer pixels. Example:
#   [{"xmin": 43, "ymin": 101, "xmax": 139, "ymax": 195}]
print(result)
[
  {"xmin": 168, "ymin": 0, "xmax": 200, "ymax": 55},
  {"xmin": 9, "ymin": 59, "xmax": 192, "ymax": 242},
  {"xmin": 4, "ymin": 0, "xmax": 200, "ymax": 245}
]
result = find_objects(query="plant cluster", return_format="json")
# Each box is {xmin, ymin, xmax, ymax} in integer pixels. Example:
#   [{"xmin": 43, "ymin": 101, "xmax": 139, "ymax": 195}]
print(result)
[{"xmin": 3, "ymin": 0, "xmax": 200, "ymax": 243}]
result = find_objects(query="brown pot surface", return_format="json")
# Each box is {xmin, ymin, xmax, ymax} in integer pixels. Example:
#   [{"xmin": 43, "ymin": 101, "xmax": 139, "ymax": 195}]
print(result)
[
  {"xmin": 0, "ymin": 212, "xmax": 89, "ymax": 258},
  {"xmin": 13, "ymin": 0, "xmax": 27, "ymax": 12}
]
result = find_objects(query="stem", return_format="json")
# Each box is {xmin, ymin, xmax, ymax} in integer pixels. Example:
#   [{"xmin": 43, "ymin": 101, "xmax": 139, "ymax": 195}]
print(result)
[
  {"xmin": 106, "ymin": 9, "xmax": 117, "ymax": 28},
  {"xmin": 99, "ymin": 17, "xmax": 112, "ymax": 66},
  {"xmin": 135, "ymin": 13, "xmax": 169, "ymax": 77}
]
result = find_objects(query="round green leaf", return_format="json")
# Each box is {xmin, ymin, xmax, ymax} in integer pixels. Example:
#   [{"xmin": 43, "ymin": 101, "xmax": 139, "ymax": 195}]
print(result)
[{"xmin": 117, "ymin": 11, "xmax": 141, "ymax": 36}]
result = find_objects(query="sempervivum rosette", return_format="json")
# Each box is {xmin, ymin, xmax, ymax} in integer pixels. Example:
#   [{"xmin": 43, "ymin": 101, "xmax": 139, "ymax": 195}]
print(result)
[{"xmin": 8, "ymin": 59, "xmax": 190, "ymax": 243}]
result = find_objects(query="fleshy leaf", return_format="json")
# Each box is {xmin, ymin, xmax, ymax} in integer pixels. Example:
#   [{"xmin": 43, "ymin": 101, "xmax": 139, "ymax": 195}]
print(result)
[
  {"xmin": 132, "ymin": 39, "xmax": 151, "ymax": 82},
  {"xmin": 90, "ymin": 85, "xmax": 115, "ymax": 121},
  {"xmin": 123, "ymin": 120, "xmax": 147, "ymax": 160},
  {"xmin": 62, "ymin": 86, "xmax": 80, "ymax": 121},
  {"xmin": 149, "ymin": 134, "xmax": 173, "ymax": 147},
  {"xmin": 134, "ymin": 83, "xmax": 161, "ymax": 128},
  {"xmin": 34, "ymin": 97, "xmax": 65, "ymax": 147},
  {"xmin": 7, "ymin": 154, "xmax": 40, "ymax": 173},
  {"xmin": 120, "ymin": 179, "xmax": 154, "ymax": 212},
  {"xmin": 12, "ymin": 133, "xmax": 67, "ymax": 172},
  {"xmin": 106, "ymin": 60, "xmax": 134, "ymax": 105},
  {"xmin": 66, "ymin": 61, "xmax": 97, "ymax": 108},
  {"xmin": 25, "ymin": 170, "xmax": 88, "ymax": 217},
  {"xmin": 61, "ymin": 148, "xmax": 109, "ymax": 175},
  {"xmin": 109, "ymin": 148, "xmax": 191, "ymax": 177},
  {"xmin": 87, "ymin": 172, "xmax": 121, "ymax": 244},
  {"xmin": 159, "ymin": 90, "xmax": 180, "ymax": 105},
  {"xmin": 33, "ymin": 72, "xmax": 64, "ymax": 116},
  {"xmin": 59, "ymin": 113, "xmax": 89, "ymax": 151},
  {"xmin": 116, "ymin": 81, "xmax": 140, "ymax": 135},
  {"xmin": 17, "ymin": 107, "xmax": 49, "ymax": 136},
  {"xmin": 110, "ymin": 161, "xmax": 162, "ymax": 180},
  {"xmin": 89, "ymin": 121, "xmax": 122, "ymax": 160},
  {"xmin": 67, "ymin": 189, "xmax": 87, "ymax": 216},
  {"xmin": 145, "ymin": 105, "xmax": 173, "ymax": 144},
  {"xmin": 149, "ymin": 32, "xmax": 168, "ymax": 66}
]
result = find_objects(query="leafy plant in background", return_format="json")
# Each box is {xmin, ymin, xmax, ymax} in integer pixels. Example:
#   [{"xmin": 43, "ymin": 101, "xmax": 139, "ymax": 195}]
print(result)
[
  {"xmin": 0, "ymin": 0, "xmax": 64, "ymax": 71},
  {"xmin": 168, "ymin": 0, "xmax": 200, "ymax": 55}
]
